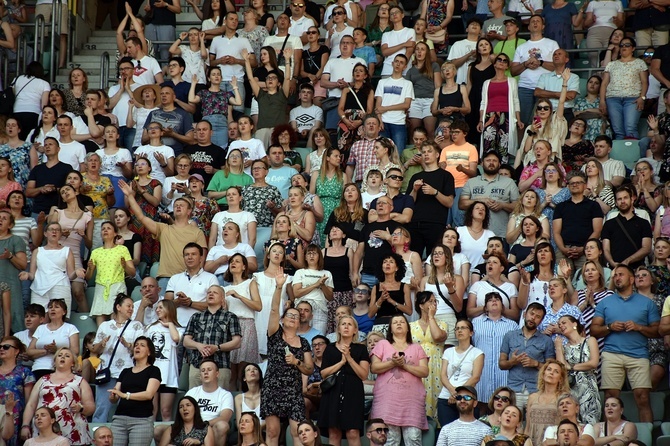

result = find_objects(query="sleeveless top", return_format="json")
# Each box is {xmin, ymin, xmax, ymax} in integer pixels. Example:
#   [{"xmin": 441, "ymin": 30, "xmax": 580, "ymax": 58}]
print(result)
[
  {"xmin": 324, "ymin": 248, "xmax": 352, "ymax": 292},
  {"xmin": 344, "ymin": 87, "xmax": 370, "ymax": 111},
  {"xmin": 31, "ymin": 246, "xmax": 71, "ymax": 295},
  {"xmin": 437, "ymin": 85, "xmax": 464, "ymax": 121},
  {"xmin": 241, "ymin": 393, "xmax": 263, "ymax": 420}
]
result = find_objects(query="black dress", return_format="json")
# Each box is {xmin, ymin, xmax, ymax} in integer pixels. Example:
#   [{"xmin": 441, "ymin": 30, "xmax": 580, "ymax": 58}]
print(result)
[
  {"xmin": 318, "ymin": 343, "xmax": 369, "ymax": 433},
  {"xmin": 466, "ymin": 63, "xmax": 495, "ymax": 145}
]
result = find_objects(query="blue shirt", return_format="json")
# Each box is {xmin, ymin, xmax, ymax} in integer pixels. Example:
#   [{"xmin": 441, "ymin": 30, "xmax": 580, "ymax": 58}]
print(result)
[
  {"xmin": 594, "ymin": 292, "xmax": 660, "ymax": 359},
  {"xmin": 500, "ymin": 329, "xmax": 556, "ymax": 393}
]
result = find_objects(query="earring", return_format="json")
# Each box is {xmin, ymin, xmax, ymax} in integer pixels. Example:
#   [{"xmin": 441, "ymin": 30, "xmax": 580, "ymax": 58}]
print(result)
[{"xmin": 403, "ymin": 242, "xmax": 409, "ymax": 253}]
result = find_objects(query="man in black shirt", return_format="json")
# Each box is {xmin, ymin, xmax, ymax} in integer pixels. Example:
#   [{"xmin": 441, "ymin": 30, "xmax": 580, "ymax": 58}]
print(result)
[
  {"xmin": 651, "ymin": 43, "xmax": 670, "ymax": 113},
  {"xmin": 406, "ymin": 140, "xmax": 455, "ymax": 257},
  {"xmin": 82, "ymin": 90, "xmax": 113, "ymax": 153},
  {"xmin": 183, "ymin": 120, "xmax": 226, "ymax": 188},
  {"xmin": 25, "ymin": 137, "xmax": 72, "ymax": 216}
]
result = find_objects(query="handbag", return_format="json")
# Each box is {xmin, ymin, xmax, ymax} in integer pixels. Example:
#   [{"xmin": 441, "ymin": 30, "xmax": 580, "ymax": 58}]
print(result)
[
  {"xmin": 567, "ymin": 340, "xmax": 586, "ymax": 389},
  {"xmin": 321, "ymin": 96, "xmax": 340, "ymax": 112},
  {"xmin": 426, "ymin": 28, "xmax": 446, "ymax": 45},
  {"xmin": 0, "ymin": 77, "xmax": 34, "ymax": 116},
  {"xmin": 95, "ymin": 320, "xmax": 132, "ymax": 385},
  {"xmin": 320, "ymin": 371, "xmax": 339, "ymax": 393}
]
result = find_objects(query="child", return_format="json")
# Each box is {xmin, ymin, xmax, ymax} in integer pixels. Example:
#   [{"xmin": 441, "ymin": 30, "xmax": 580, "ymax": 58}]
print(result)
[
  {"xmin": 289, "ymin": 83, "xmax": 324, "ymax": 147},
  {"xmin": 79, "ymin": 332, "xmax": 101, "ymax": 383},
  {"xmin": 14, "ymin": 303, "xmax": 46, "ymax": 366},
  {"xmin": 361, "ymin": 169, "xmax": 384, "ymax": 209},
  {"xmin": 352, "ymin": 28, "xmax": 376, "ymax": 75}
]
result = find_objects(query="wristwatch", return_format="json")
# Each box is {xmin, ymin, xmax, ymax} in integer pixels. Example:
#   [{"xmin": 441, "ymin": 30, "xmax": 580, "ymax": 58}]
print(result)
[
  {"xmin": 640, "ymin": 96, "xmax": 647, "ymax": 101},
  {"xmin": 606, "ymin": 323, "xmax": 612, "ymax": 331}
]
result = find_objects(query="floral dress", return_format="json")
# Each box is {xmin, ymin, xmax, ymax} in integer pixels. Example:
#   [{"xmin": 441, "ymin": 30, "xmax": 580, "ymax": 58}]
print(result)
[
  {"xmin": 0, "ymin": 365, "xmax": 35, "ymax": 446},
  {"xmin": 648, "ymin": 264, "xmax": 670, "ymax": 301},
  {"xmin": 264, "ymin": 237, "xmax": 302, "ymax": 276},
  {"xmin": 242, "ymin": 184, "xmax": 283, "ymax": 227},
  {"xmin": 574, "ymin": 97, "xmax": 613, "ymax": 143},
  {"xmin": 315, "ymin": 175, "xmax": 344, "ymax": 246},
  {"xmin": 197, "ymin": 89, "xmax": 234, "ymax": 117},
  {"xmin": 64, "ymin": 90, "xmax": 85, "ymax": 117},
  {"xmin": 190, "ymin": 197, "xmax": 220, "ymax": 240},
  {"xmin": 128, "ymin": 179, "xmax": 162, "ymax": 264},
  {"xmin": 425, "ymin": 0, "xmax": 447, "ymax": 50},
  {"xmin": 563, "ymin": 339, "xmax": 601, "ymax": 425},
  {"xmin": 260, "ymin": 327, "xmax": 311, "ymax": 421},
  {"xmin": 0, "ymin": 141, "xmax": 33, "ymax": 190},
  {"xmin": 34, "ymin": 374, "xmax": 92, "ymax": 446},
  {"xmin": 171, "ymin": 425, "xmax": 209, "ymax": 446},
  {"xmin": 238, "ymin": 26, "xmax": 269, "ymax": 60},
  {"xmin": 410, "ymin": 320, "xmax": 449, "ymax": 419},
  {"xmin": 82, "ymin": 174, "xmax": 113, "ymax": 220}
]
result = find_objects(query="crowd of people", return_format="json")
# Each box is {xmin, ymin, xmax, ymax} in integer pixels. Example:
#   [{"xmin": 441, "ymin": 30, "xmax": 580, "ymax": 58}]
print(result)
[{"xmin": 1, "ymin": 0, "xmax": 670, "ymax": 445}]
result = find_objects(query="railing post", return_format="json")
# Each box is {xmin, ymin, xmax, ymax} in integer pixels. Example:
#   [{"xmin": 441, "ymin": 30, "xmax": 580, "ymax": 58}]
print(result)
[{"xmin": 100, "ymin": 52, "xmax": 110, "ymax": 89}]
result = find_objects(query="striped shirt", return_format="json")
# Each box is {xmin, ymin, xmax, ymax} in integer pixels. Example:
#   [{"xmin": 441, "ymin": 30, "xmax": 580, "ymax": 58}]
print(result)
[
  {"xmin": 472, "ymin": 314, "xmax": 519, "ymax": 402},
  {"xmin": 437, "ymin": 419, "xmax": 493, "ymax": 446},
  {"xmin": 10, "ymin": 217, "xmax": 37, "ymax": 262}
]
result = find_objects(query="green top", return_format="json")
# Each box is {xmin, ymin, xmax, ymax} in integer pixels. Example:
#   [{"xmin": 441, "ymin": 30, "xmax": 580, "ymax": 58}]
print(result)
[{"xmin": 207, "ymin": 170, "xmax": 254, "ymax": 204}]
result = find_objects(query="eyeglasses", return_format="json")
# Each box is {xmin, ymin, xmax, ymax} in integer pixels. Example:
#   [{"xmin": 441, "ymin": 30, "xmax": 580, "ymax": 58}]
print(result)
[
  {"xmin": 284, "ymin": 313, "xmax": 299, "ymax": 319},
  {"xmin": 455, "ymin": 395, "xmax": 474, "ymax": 401},
  {"xmin": 536, "ymin": 105, "xmax": 551, "ymax": 111},
  {"xmin": 493, "ymin": 395, "xmax": 511, "ymax": 403},
  {"xmin": 372, "ymin": 428, "xmax": 390, "ymax": 434},
  {"xmin": 387, "ymin": 174, "xmax": 403, "ymax": 181},
  {"xmin": 354, "ymin": 288, "xmax": 370, "ymax": 294},
  {"xmin": 619, "ymin": 42, "xmax": 633, "ymax": 48},
  {"xmin": 333, "ymin": 10, "xmax": 346, "ymax": 15},
  {"xmin": 306, "ymin": 30, "xmax": 318, "ymax": 34},
  {"xmin": 0, "ymin": 344, "xmax": 17, "ymax": 350},
  {"xmin": 495, "ymin": 57, "xmax": 509, "ymax": 64}
]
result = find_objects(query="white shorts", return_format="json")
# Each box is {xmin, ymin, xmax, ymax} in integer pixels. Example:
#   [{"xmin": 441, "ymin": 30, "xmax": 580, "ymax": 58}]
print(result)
[
  {"xmin": 250, "ymin": 97, "xmax": 259, "ymax": 116},
  {"xmin": 408, "ymin": 97, "xmax": 434, "ymax": 119}
]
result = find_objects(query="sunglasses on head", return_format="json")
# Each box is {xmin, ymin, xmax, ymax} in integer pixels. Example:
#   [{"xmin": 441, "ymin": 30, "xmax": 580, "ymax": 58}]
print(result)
[
  {"xmin": 494, "ymin": 395, "xmax": 511, "ymax": 403},
  {"xmin": 536, "ymin": 105, "xmax": 550, "ymax": 111},
  {"xmin": 455, "ymin": 395, "xmax": 474, "ymax": 401}
]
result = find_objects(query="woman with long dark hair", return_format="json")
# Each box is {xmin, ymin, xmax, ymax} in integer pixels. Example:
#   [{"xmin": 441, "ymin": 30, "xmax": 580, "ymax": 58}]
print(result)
[
  {"xmin": 406, "ymin": 42, "xmax": 442, "ymax": 139},
  {"xmin": 368, "ymin": 253, "xmax": 412, "ymax": 330},
  {"xmin": 234, "ymin": 364, "xmax": 264, "ymax": 425},
  {"xmin": 337, "ymin": 63, "xmax": 374, "ymax": 154},
  {"xmin": 465, "ymin": 38, "xmax": 495, "ymax": 144},
  {"xmin": 518, "ymin": 241, "xmax": 557, "ymax": 312},
  {"xmin": 159, "ymin": 396, "xmax": 213, "ymax": 446},
  {"xmin": 457, "ymin": 201, "xmax": 496, "ymax": 268}
]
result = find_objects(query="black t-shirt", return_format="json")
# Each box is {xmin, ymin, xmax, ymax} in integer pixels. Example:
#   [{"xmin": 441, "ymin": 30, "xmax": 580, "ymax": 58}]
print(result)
[
  {"xmin": 184, "ymin": 143, "xmax": 226, "ymax": 187},
  {"xmin": 601, "ymin": 214, "xmax": 653, "ymax": 268},
  {"xmin": 324, "ymin": 210, "xmax": 368, "ymax": 242},
  {"xmin": 652, "ymin": 44, "xmax": 670, "ymax": 85},
  {"xmin": 369, "ymin": 193, "xmax": 415, "ymax": 218},
  {"xmin": 78, "ymin": 194, "xmax": 94, "ymax": 210},
  {"xmin": 405, "ymin": 169, "xmax": 455, "ymax": 225},
  {"xmin": 28, "ymin": 162, "xmax": 72, "ymax": 213},
  {"xmin": 302, "ymin": 45, "xmax": 330, "ymax": 75},
  {"xmin": 93, "ymin": 114, "xmax": 112, "ymax": 128},
  {"xmin": 553, "ymin": 198, "xmax": 604, "ymax": 246},
  {"xmin": 116, "ymin": 365, "xmax": 162, "ymax": 418},
  {"xmin": 359, "ymin": 219, "xmax": 401, "ymax": 276}
]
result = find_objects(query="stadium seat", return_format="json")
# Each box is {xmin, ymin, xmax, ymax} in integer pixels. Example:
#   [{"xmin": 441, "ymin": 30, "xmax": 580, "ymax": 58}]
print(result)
[
  {"xmin": 69, "ymin": 312, "xmax": 98, "ymax": 350},
  {"xmin": 149, "ymin": 262, "xmax": 160, "ymax": 278},
  {"xmin": 295, "ymin": 147, "xmax": 312, "ymax": 169},
  {"xmin": 634, "ymin": 422, "xmax": 653, "ymax": 446},
  {"xmin": 579, "ymin": 78, "xmax": 587, "ymax": 98},
  {"xmin": 651, "ymin": 392, "xmax": 666, "ymax": 427},
  {"xmin": 662, "ymin": 422, "xmax": 670, "ymax": 435},
  {"xmin": 610, "ymin": 140, "xmax": 640, "ymax": 170},
  {"xmin": 130, "ymin": 285, "xmax": 142, "ymax": 302},
  {"xmin": 658, "ymin": 436, "xmax": 670, "ymax": 446}
]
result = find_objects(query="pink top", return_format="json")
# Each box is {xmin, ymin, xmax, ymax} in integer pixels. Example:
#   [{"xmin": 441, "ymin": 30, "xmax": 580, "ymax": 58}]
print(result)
[
  {"xmin": 486, "ymin": 81, "xmax": 509, "ymax": 113},
  {"xmin": 370, "ymin": 340, "xmax": 429, "ymax": 429},
  {"xmin": 0, "ymin": 181, "xmax": 21, "ymax": 205}
]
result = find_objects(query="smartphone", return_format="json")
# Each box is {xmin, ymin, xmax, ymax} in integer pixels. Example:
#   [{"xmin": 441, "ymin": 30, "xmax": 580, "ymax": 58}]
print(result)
[
  {"xmin": 435, "ymin": 127, "xmax": 444, "ymax": 138},
  {"xmin": 398, "ymin": 352, "xmax": 405, "ymax": 357},
  {"xmin": 533, "ymin": 116, "xmax": 541, "ymax": 125},
  {"xmin": 285, "ymin": 346, "xmax": 291, "ymax": 355}
]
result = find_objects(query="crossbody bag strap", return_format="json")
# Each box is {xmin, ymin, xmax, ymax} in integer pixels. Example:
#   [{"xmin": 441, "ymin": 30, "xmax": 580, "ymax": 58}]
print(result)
[
  {"xmin": 107, "ymin": 319, "xmax": 132, "ymax": 366},
  {"xmin": 13, "ymin": 77, "xmax": 35, "ymax": 99},
  {"xmin": 613, "ymin": 216, "xmax": 639, "ymax": 252},
  {"xmin": 435, "ymin": 282, "xmax": 456, "ymax": 313},
  {"xmin": 486, "ymin": 280, "xmax": 511, "ymax": 309}
]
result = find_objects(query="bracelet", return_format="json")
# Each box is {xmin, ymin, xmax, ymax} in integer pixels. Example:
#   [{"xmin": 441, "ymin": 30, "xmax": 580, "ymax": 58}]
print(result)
[
  {"xmin": 126, "ymin": 392, "xmax": 131, "ymax": 400},
  {"xmin": 8, "ymin": 252, "xmax": 13, "ymax": 260},
  {"xmin": 562, "ymin": 84, "xmax": 568, "ymax": 87},
  {"xmin": 160, "ymin": 164, "xmax": 167, "ymax": 168}
]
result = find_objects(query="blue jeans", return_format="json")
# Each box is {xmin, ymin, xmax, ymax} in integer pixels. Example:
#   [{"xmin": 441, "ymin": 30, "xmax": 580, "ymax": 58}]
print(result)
[
  {"xmin": 203, "ymin": 114, "xmax": 228, "ymax": 148},
  {"xmin": 518, "ymin": 87, "xmax": 536, "ymax": 128},
  {"xmin": 93, "ymin": 378, "xmax": 118, "ymax": 423},
  {"xmin": 606, "ymin": 96, "xmax": 642, "ymax": 140},
  {"xmin": 144, "ymin": 23, "xmax": 175, "ymax": 62},
  {"xmin": 360, "ymin": 272, "xmax": 379, "ymax": 289},
  {"xmin": 382, "ymin": 122, "xmax": 407, "ymax": 154},
  {"xmin": 325, "ymin": 107, "xmax": 340, "ymax": 130},
  {"xmin": 222, "ymin": 81, "xmax": 245, "ymax": 114},
  {"xmin": 447, "ymin": 187, "xmax": 464, "ymax": 227},
  {"xmin": 119, "ymin": 126, "xmax": 135, "ymax": 152}
]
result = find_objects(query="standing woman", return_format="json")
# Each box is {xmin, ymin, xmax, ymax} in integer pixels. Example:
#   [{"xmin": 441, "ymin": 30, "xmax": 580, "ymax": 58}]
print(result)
[
  {"xmin": 86, "ymin": 222, "xmax": 135, "ymax": 326},
  {"xmin": 323, "ymin": 224, "xmax": 355, "ymax": 334},
  {"xmin": 238, "ymin": 9, "xmax": 269, "ymax": 65},
  {"xmin": 292, "ymin": 244, "xmax": 334, "ymax": 334},
  {"xmin": 574, "ymin": 76, "xmax": 612, "ymax": 142},
  {"xmin": 83, "ymin": 153, "xmax": 116, "ymax": 250},
  {"xmin": 311, "ymin": 148, "xmax": 349, "ymax": 244},
  {"xmin": 306, "ymin": 130, "xmax": 332, "ymax": 174},
  {"xmin": 508, "ymin": 216, "xmax": 543, "ymax": 269},
  {"xmin": 517, "ymin": 241, "xmax": 557, "ymax": 312},
  {"xmin": 324, "ymin": 184, "xmax": 368, "ymax": 248},
  {"xmin": 437, "ymin": 319, "xmax": 484, "ymax": 427},
  {"xmin": 337, "ymin": 63, "xmax": 374, "ymax": 153},
  {"xmin": 479, "ymin": 53, "xmax": 522, "ymax": 163},
  {"xmin": 584, "ymin": 2, "xmax": 624, "ymax": 68},
  {"xmin": 561, "ymin": 118, "xmax": 593, "ymax": 174},
  {"xmin": 188, "ymin": 69, "xmax": 242, "ymax": 149},
  {"xmin": 22, "ymin": 407, "xmax": 68, "ymax": 446},
  {"xmin": 0, "ymin": 335, "xmax": 35, "ymax": 446},
  {"xmin": 555, "ymin": 315, "xmax": 601, "ymax": 424},
  {"xmin": 575, "ymin": 259, "xmax": 613, "ymax": 339},
  {"xmin": 420, "ymin": 0, "xmax": 452, "ymax": 54},
  {"xmin": 441, "ymin": 228, "xmax": 471, "ymax": 289},
  {"xmin": 144, "ymin": 300, "xmax": 184, "ymax": 422},
  {"xmin": 368, "ymin": 253, "xmax": 412, "ymax": 330},
  {"xmin": 318, "ymin": 316, "xmax": 369, "ymax": 446},
  {"xmin": 265, "ymin": 215, "xmax": 304, "ymax": 277},
  {"xmin": 519, "ymin": 142, "xmax": 560, "ymax": 193},
  {"xmin": 261, "ymin": 268, "xmax": 314, "ymax": 446},
  {"xmin": 467, "ymin": 252, "xmax": 519, "ymax": 320},
  {"xmin": 391, "ymin": 227, "xmax": 423, "ymax": 320},
  {"xmin": 113, "ymin": 208, "xmax": 143, "ymax": 287},
  {"xmin": 285, "ymin": 186, "xmax": 318, "ymax": 248},
  {"xmin": 599, "ymin": 37, "xmax": 648, "ymax": 140},
  {"xmin": 410, "ymin": 291, "xmax": 448, "ymax": 421},
  {"xmin": 406, "ymin": 41, "xmax": 442, "ymax": 139},
  {"xmin": 525, "ymin": 360, "xmax": 569, "ymax": 446},
  {"xmin": 0, "ymin": 118, "xmax": 38, "ymax": 191},
  {"xmin": 432, "ymin": 62, "xmax": 470, "ymax": 124},
  {"xmin": 370, "ymin": 314, "xmax": 429, "ymax": 446},
  {"xmin": 108, "ymin": 336, "xmax": 162, "ymax": 446},
  {"xmin": 224, "ymin": 254, "xmax": 262, "ymax": 389},
  {"xmin": 169, "ymin": 29, "xmax": 208, "ymax": 84},
  {"xmin": 96, "ymin": 125, "xmax": 133, "ymax": 207},
  {"xmin": 465, "ymin": 38, "xmax": 495, "ymax": 145},
  {"xmin": 26, "ymin": 105, "xmax": 59, "ymax": 147},
  {"xmin": 11, "ymin": 62, "xmax": 50, "ymax": 140},
  {"xmin": 506, "ymin": 189, "xmax": 551, "ymax": 247},
  {"xmin": 126, "ymin": 157, "xmax": 162, "ymax": 265},
  {"xmin": 457, "ymin": 202, "xmax": 496, "ymax": 268},
  {"xmin": 251, "ymin": 0, "xmax": 274, "ymax": 33},
  {"xmin": 420, "ymin": 245, "xmax": 465, "ymax": 347},
  {"xmin": 542, "ymin": 0, "xmax": 581, "ymax": 50},
  {"xmin": 64, "ymin": 69, "xmax": 88, "ymax": 117},
  {"xmin": 0, "ymin": 210, "xmax": 27, "ymax": 333},
  {"xmin": 301, "ymin": 26, "xmax": 330, "ymax": 107}
]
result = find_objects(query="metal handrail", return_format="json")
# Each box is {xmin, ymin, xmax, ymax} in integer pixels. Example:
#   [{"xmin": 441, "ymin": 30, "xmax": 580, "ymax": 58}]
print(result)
[{"xmin": 99, "ymin": 51, "xmax": 110, "ymax": 89}]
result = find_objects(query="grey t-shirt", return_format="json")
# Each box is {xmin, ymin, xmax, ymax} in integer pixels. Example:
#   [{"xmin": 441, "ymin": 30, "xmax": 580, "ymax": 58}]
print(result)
[
  {"xmin": 461, "ymin": 174, "xmax": 519, "ymax": 237},
  {"xmin": 483, "ymin": 15, "xmax": 513, "ymax": 46},
  {"xmin": 405, "ymin": 62, "xmax": 442, "ymax": 98}
]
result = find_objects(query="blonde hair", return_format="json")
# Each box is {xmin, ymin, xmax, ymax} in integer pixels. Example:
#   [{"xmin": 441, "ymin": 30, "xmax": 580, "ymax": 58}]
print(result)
[{"xmin": 336, "ymin": 315, "xmax": 360, "ymax": 343}]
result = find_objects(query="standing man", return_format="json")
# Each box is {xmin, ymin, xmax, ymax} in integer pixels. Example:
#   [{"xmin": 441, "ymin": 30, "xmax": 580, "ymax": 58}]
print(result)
[
  {"xmin": 346, "ymin": 114, "xmax": 382, "ymax": 184},
  {"xmin": 375, "ymin": 54, "xmax": 414, "ymax": 153},
  {"xmin": 447, "ymin": 19, "xmax": 481, "ymax": 85},
  {"xmin": 126, "ymin": 36, "xmax": 164, "ymax": 85},
  {"xmin": 368, "ymin": 166, "xmax": 415, "ymax": 225},
  {"xmin": 108, "ymin": 57, "xmax": 140, "ymax": 151},
  {"xmin": 460, "ymin": 150, "xmax": 519, "ymax": 238},
  {"xmin": 25, "ymin": 137, "xmax": 72, "ymax": 217},
  {"xmin": 380, "ymin": 7, "xmax": 415, "ymax": 77},
  {"xmin": 535, "ymin": 50, "xmax": 580, "ymax": 121},
  {"xmin": 499, "ymin": 302, "xmax": 555, "ymax": 410},
  {"xmin": 183, "ymin": 286, "xmax": 242, "ymax": 390},
  {"xmin": 650, "ymin": 43, "xmax": 670, "ymax": 114},
  {"xmin": 436, "ymin": 386, "xmax": 493, "ymax": 446},
  {"xmin": 184, "ymin": 121, "xmax": 226, "ymax": 188},
  {"xmin": 553, "ymin": 171, "xmax": 604, "ymax": 271},
  {"xmin": 266, "ymin": 145, "xmax": 300, "ymax": 199},
  {"xmin": 263, "ymin": 14, "xmax": 303, "ymax": 83},
  {"xmin": 601, "ymin": 186, "xmax": 652, "ymax": 268},
  {"xmin": 288, "ymin": 0, "xmax": 316, "ymax": 47},
  {"xmin": 511, "ymin": 15, "xmax": 559, "ymax": 125},
  {"xmin": 163, "ymin": 56, "xmax": 196, "ymax": 114},
  {"xmin": 210, "ymin": 12, "xmax": 256, "ymax": 116},
  {"xmin": 483, "ymin": 0, "xmax": 513, "ymax": 45},
  {"xmin": 406, "ymin": 141, "xmax": 455, "ymax": 257},
  {"xmin": 591, "ymin": 264, "xmax": 660, "ymax": 423},
  {"xmin": 142, "ymin": 86, "xmax": 195, "ymax": 155}
]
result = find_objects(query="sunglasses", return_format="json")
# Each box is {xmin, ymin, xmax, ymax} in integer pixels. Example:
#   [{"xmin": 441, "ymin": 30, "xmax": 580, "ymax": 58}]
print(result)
[
  {"xmin": 0, "ymin": 344, "xmax": 17, "ymax": 350},
  {"xmin": 494, "ymin": 395, "xmax": 511, "ymax": 403},
  {"xmin": 354, "ymin": 288, "xmax": 370, "ymax": 294},
  {"xmin": 372, "ymin": 428, "xmax": 390, "ymax": 434},
  {"xmin": 495, "ymin": 57, "xmax": 509, "ymax": 64},
  {"xmin": 619, "ymin": 42, "xmax": 633, "ymax": 48},
  {"xmin": 455, "ymin": 395, "xmax": 474, "ymax": 401},
  {"xmin": 306, "ymin": 30, "xmax": 318, "ymax": 34},
  {"xmin": 387, "ymin": 174, "xmax": 403, "ymax": 181},
  {"xmin": 333, "ymin": 10, "xmax": 346, "ymax": 15},
  {"xmin": 536, "ymin": 105, "xmax": 550, "ymax": 111},
  {"xmin": 291, "ymin": 2, "xmax": 304, "ymax": 6},
  {"xmin": 644, "ymin": 52, "xmax": 654, "ymax": 57}
]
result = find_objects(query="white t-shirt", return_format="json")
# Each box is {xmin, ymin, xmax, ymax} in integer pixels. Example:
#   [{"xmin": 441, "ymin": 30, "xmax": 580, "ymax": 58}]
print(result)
[
  {"xmin": 144, "ymin": 323, "xmax": 184, "ymax": 388},
  {"xmin": 289, "ymin": 15, "xmax": 316, "ymax": 49},
  {"xmin": 322, "ymin": 56, "xmax": 368, "ymax": 97},
  {"xmin": 290, "ymin": 105, "xmax": 324, "ymax": 133},
  {"xmin": 132, "ymin": 107, "xmax": 160, "ymax": 148},
  {"xmin": 329, "ymin": 26, "xmax": 356, "ymax": 60},
  {"xmin": 447, "ymin": 38, "xmax": 477, "ymax": 85},
  {"xmin": 133, "ymin": 55, "xmax": 163, "ymax": 85},
  {"xmin": 263, "ymin": 34, "xmax": 304, "ymax": 78},
  {"xmin": 95, "ymin": 319, "xmax": 145, "ymax": 378},
  {"xmin": 507, "ymin": 0, "xmax": 543, "ymax": 13},
  {"xmin": 227, "ymin": 138, "xmax": 266, "ymax": 175},
  {"xmin": 543, "ymin": 424, "xmax": 595, "ymax": 442},
  {"xmin": 513, "ymin": 38, "xmax": 560, "ymax": 90},
  {"xmin": 134, "ymin": 144, "xmax": 176, "ymax": 185},
  {"xmin": 212, "ymin": 210, "xmax": 257, "ymax": 246},
  {"xmin": 54, "ymin": 140, "xmax": 86, "ymax": 171},
  {"xmin": 131, "ymin": 296, "xmax": 165, "ymax": 326},
  {"xmin": 26, "ymin": 126, "xmax": 59, "ymax": 146},
  {"xmin": 206, "ymin": 243, "xmax": 256, "ymax": 275},
  {"xmin": 209, "ymin": 35, "xmax": 254, "ymax": 81},
  {"xmin": 31, "ymin": 322, "xmax": 79, "ymax": 371},
  {"xmin": 162, "ymin": 176, "xmax": 189, "ymax": 212},
  {"xmin": 456, "ymin": 226, "xmax": 496, "ymax": 268},
  {"xmin": 166, "ymin": 269, "xmax": 219, "ymax": 327},
  {"xmin": 185, "ymin": 386, "xmax": 234, "ymax": 422},
  {"xmin": 13, "ymin": 76, "xmax": 52, "ymax": 114},
  {"xmin": 586, "ymin": 0, "xmax": 623, "ymax": 28},
  {"xmin": 109, "ymin": 83, "xmax": 141, "ymax": 127},
  {"xmin": 96, "ymin": 148, "xmax": 133, "ymax": 178},
  {"xmin": 375, "ymin": 77, "xmax": 415, "ymax": 125},
  {"xmin": 293, "ymin": 268, "xmax": 334, "ymax": 314},
  {"xmin": 438, "ymin": 346, "xmax": 484, "ymax": 398},
  {"xmin": 361, "ymin": 191, "xmax": 384, "ymax": 209},
  {"xmin": 468, "ymin": 280, "xmax": 518, "ymax": 310},
  {"xmin": 380, "ymin": 28, "xmax": 416, "ymax": 76}
]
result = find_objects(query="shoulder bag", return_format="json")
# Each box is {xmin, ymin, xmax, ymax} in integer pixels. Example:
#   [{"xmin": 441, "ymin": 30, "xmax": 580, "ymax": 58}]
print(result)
[
  {"xmin": 94, "ymin": 320, "xmax": 132, "ymax": 385},
  {"xmin": 0, "ymin": 76, "xmax": 34, "ymax": 116}
]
